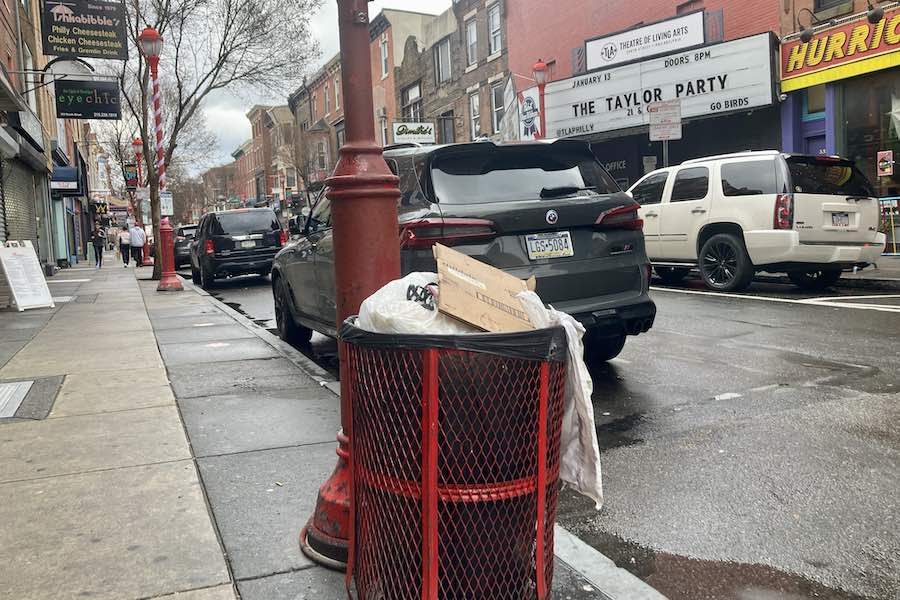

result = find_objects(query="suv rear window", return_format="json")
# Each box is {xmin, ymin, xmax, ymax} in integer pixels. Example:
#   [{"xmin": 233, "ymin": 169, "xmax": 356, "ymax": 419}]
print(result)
[
  {"xmin": 178, "ymin": 226, "xmax": 197, "ymax": 238},
  {"xmin": 210, "ymin": 211, "xmax": 279, "ymax": 235},
  {"xmin": 431, "ymin": 144, "xmax": 619, "ymax": 204},
  {"xmin": 721, "ymin": 160, "xmax": 779, "ymax": 196},
  {"xmin": 787, "ymin": 157, "xmax": 875, "ymax": 197}
]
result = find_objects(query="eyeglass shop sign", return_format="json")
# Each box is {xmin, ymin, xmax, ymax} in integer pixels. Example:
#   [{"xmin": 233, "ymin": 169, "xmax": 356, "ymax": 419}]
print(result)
[
  {"xmin": 393, "ymin": 122, "xmax": 435, "ymax": 144},
  {"xmin": 539, "ymin": 33, "xmax": 774, "ymax": 139},
  {"xmin": 55, "ymin": 79, "xmax": 121, "ymax": 119},
  {"xmin": 41, "ymin": 0, "xmax": 128, "ymax": 60},
  {"xmin": 586, "ymin": 11, "xmax": 705, "ymax": 71}
]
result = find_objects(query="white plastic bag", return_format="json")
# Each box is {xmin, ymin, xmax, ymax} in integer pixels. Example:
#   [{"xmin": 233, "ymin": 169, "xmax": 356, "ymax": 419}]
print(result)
[
  {"xmin": 357, "ymin": 272, "xmax": 477, "ymax": 335},
  {"xmin": 518, "ymin": 290, "xmax": 603, "ymax": 509}
]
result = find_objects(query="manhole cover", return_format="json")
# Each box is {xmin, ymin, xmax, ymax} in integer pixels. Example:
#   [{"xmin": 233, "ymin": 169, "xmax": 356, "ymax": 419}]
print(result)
[{"xmin": 0, "ymin": 381, "xmax": 34, "ymax": 418}]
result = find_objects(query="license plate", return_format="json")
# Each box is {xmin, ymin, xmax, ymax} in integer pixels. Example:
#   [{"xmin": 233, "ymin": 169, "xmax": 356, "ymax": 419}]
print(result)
[
  {"xmin": 831, "ymin": 212, "xmax": 850, "ymax": 227},
  {"xmin": 526, "ymin": 231, "xmax": 574, "ymax": 260},
  {"xmin": 240, "ymin": 240, "xmax": 256, "ymax": 249}
]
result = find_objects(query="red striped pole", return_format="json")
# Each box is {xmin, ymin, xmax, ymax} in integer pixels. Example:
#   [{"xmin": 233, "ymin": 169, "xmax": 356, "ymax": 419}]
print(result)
[{"xmin": 150, "ymin": 62, "xmax": 165, "ymax": 191}]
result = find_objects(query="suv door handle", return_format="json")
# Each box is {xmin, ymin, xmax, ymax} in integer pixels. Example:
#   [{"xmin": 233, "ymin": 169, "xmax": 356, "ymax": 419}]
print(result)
[
  {"xmin": 645, "ymin": 212, "xmax": 658, "ymax": 217},
  {"xmin": 691, "ymin": 208, "xmax": 707, "ymax": 214}
]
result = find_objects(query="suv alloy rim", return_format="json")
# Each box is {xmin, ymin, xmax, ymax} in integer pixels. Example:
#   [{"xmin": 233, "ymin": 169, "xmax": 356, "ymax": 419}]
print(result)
[{"xmin": 702, "ymin": 241, "xmax": 738, "ymax": 286}]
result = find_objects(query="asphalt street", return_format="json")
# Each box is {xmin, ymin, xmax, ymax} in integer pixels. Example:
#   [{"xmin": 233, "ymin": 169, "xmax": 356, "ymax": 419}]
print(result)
[{"xmin": 186, "ymin": 269, "xmax": 900, "ymax": 600}]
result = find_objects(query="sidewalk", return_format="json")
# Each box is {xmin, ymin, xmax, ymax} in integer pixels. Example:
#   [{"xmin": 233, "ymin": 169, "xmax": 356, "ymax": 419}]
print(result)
[{"xmin": 0, "ymin": 259, "xmax": 665, "ymax": 599}]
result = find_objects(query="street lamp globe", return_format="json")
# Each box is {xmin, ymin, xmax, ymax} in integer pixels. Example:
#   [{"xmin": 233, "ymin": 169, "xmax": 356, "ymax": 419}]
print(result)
[
  {"xmin": 532, "ymin": 59, "xmax": 548, "ymax": 86},
  {"xmin": 132, "ymin": 137, "xmax": 143, "ymax": 155},
  {"xmin": 137, "ymin": 27, "xmax": 163, "ymax": 59}
]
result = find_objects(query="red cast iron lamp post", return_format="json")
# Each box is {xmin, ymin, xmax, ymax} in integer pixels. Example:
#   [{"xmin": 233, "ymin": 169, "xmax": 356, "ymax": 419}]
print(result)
[
  {"xmin": 299, "ymin": 0, "xmax": 401, "ymax": 568},
  {"xmin": 130, "ymin": 137, "xmax": 144, "ymax": 229},
  {"xmin": 139, "ymin": 26, "xmax": 181, "ymax": 291},
  {"xmin": 533, "ymin": 59, "xmax": 548, "ymax": 139}
]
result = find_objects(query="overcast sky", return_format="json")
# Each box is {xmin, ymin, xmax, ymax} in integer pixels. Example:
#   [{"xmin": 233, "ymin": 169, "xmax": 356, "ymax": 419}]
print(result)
[{"xmin": 205, "ymin": 0, "xmax": 451, "ymax": 165}]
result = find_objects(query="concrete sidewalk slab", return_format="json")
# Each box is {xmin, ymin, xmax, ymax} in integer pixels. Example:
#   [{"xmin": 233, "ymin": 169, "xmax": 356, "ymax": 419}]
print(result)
[
  {"xmin": 0, "ymin": 461, "xmax": 229, "ymax": 600},
  {"xmin": 154, "ymin": 323, "xmax": 257, "ymax": 344},
  {"xmin": 0, "ymin": 344, "xmax": 163, "ymax": 377},
  {"xmin": 147, "ymin": 585, "xmax": 237, "ymax": 599},
  {"xmin": 0, "ymin": 405, "xmax": 190, "ymax": 482},
  {"xmin": 151, "ymin": 313, "xmax": 238, "ymax": 331},
  {"xmin": 159, "ymin": 338, "xmax": 281, "ymax": 365},
  {"xmin": 196, "ymin": 443, "xmax": 338, "ymax": 580},
  {"xmin": 166, "ymin": 357, "xmax": 325, "ymax": 399},
  {"xmin": 179, "ymin": 389, "xmax": 340, "ymax": 457},
  {"xmin": 50, "ymin": 368, "xmax": 174, "ymax": 417}
]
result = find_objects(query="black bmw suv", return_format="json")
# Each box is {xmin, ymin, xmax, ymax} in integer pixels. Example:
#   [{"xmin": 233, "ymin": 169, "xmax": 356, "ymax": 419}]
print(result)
[
  {"xmin": 190, "ymin": 208, "xmax": 286, "ymax": 288},
  {"xmin": 272, "ymin": 139, "xmax": 655, "ymax": 364}
]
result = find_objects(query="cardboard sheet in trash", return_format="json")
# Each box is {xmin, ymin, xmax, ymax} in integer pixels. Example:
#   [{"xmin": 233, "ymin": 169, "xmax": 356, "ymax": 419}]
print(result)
[{"xmin": 433, "ymin": 244, "xmax": 535, "ymax": 332}]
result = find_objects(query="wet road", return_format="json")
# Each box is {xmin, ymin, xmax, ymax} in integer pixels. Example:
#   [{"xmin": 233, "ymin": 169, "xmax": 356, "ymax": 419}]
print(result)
[{"xmin": 188, "ymin": 269, "xmax": 900, "ymax": 599}]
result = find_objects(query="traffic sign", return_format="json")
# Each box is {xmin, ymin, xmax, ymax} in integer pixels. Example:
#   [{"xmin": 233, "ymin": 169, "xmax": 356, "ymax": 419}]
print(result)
[{"xmin": 648, "ymin": 100, "xmax": 682, "ymax": 142}]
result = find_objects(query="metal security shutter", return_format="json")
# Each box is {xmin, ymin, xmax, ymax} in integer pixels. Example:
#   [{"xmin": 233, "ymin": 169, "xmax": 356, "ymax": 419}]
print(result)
[
  {"xmin": 0, "ymin": 159, "xmax": 6, "ymax": 244},
  {"xmin": 2, "ymin": 158, "xmax": 37, "ymax": 247}
]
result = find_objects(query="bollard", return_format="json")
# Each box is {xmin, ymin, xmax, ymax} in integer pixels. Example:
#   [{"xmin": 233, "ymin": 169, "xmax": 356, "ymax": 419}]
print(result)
[{"xmin": 157, "ymin": 217, "xmax": 183, "ymax": 292}]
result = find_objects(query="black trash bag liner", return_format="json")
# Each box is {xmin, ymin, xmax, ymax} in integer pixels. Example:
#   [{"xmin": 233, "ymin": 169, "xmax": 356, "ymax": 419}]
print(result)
[{"xmin": 340, "ymin": 317, "xmax": 568, "ymax": 362}]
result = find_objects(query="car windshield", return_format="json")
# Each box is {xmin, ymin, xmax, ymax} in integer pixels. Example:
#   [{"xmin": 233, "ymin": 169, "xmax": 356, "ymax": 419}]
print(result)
[
  {"xmin": 210, "ymin": 211, "xmax": 279, "ymax": 235},
  {"xmin": 431, "ymin": 145, "xmax": 619, "ymax": 204},
  {"xmin": 786, "ymin": 157, "xmax": 875, "ymax": 197},
  {"xmin": 178, "ymin": 227, "xmax": 197, "ymax": 238}
]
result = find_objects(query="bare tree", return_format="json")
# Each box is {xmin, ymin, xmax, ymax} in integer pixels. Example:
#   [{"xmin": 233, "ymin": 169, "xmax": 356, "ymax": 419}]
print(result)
[{"xmin": 115, "ymin": 0, "xmax": 321, "ymax": 278}]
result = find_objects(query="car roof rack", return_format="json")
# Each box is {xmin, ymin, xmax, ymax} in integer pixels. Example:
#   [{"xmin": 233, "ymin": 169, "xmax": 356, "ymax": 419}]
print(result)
[
  {"xmin": 383, "ymin": 142, "xmax": 423, "ymax": 152},
  {"xmin": 682, "ymin": 150, "xmax": 781, "ymax": 164}
]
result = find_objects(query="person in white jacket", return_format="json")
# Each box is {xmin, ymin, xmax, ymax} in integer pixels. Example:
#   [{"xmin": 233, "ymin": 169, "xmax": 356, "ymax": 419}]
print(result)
[
  {"xmin": 129, "ymin": 224, "xmax": 146, "ymax": 267},
  {"xmin": 117, "ymin": 225, "xmax": 131, "ymax": 267}
]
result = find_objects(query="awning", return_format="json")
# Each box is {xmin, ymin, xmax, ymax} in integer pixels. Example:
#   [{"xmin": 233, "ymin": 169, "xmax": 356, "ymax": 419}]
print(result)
[{"xmin": 51, "ymin": 166, "xmax": 81, "ymax": 195}]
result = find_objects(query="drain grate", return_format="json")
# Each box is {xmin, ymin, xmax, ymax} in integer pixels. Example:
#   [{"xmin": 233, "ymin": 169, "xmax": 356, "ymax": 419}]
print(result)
[{"xmin": 0, "ymin": 381, "xmax": 34, "ymax": 418}]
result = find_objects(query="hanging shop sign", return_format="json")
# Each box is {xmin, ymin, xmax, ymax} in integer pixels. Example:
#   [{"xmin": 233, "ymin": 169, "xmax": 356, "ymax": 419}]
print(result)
[
  {"xmin": 781, "ymin": 6, "xmax": 900, "ymax": 92},
  {"xmin": 55, "ymin": 79, "xmax": 120, "ymax": 119},
  {"xmin": 41, "ymin": 0, "xmax": 128, "ymax": 60},
  {"xmin": 533, "ymin": 33, "xmax": 775, "ymax": 140},
  {"xmin": 393, "ymin": 122, "xmax": 435, "ymax": 144},
  {"xmin": 124, "ymin": 162, "xmax": 137, "ymax": 189},
  {"xmin": 877, "ymin": 150, "xmax": 894, "ymax": 177},
  {"xmin": 586, "ymin": 11, "xmax": 705, "ymax": 71}
]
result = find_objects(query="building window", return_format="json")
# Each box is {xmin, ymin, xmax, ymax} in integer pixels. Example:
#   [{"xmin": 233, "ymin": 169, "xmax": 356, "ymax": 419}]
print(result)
[
  {"xmin": 311, "ymin": 93, "xmax": 317, "ymax": 119},
  {"xmin": 434, "ymin": 37, "xmax": 451, "ymax": 85},
  {"xmin": 491, "ymin": 83, "xmax": 505, "ymax": 134},
  {"xmin": 334, "ymin": 77, "xmax": 340, "ymax": 110},
  {"xmin": 466, "ymin": 19, "xmax": 477, "ymax": 66},
  {"xmin": 803, "ymin": 85, "xmax": 826, "ymax": 121},
  {"xmin": 324, "ymin": 84, "xmax": 331, "ymax": 114},
  {"xmin": 336, "ymin": 127, "xmax": 346, "ymax": 150},
  {"xmin": 814, "ymin": 0, "xmax": 844, "ymax": 11},
  {"xmin": 676, "ymin": 0, "xmax": 703, "ymax": 14},
  {"xmin": 381, "ymin": 118, "xmax": 389, "ymax": 145},
  {"xmin": 317, "ymin": 141, "xmax": 327, "ymax": 170},
  {"xmin": 470, "ymin": 91, "xmax": 480, "ymax": 140},
  {"xmin": 402, "ymin": 82, "xmax": 422, "ymax": 120},
  {"xmin": 439, "ymin": 111, "xmax": 455, "ymax": 144},
  {"xmin": 286, "ymin": 168, "xmax": 297, "ymax": 188},
  {"xmin": 488, "ymin": 4, "xmax": 501, "ymax": 55},
  {"xmin": 380, "ymin": 35, "xmax": 389, "ymax": 77}
]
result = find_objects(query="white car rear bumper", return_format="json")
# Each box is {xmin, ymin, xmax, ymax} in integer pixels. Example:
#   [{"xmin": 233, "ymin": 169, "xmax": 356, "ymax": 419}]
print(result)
[{"xmin": 744, "ymin": 230, "xmax": 887, "ymax": 266}]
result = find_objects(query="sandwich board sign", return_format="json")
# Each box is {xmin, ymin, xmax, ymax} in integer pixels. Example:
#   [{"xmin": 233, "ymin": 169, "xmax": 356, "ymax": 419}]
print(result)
[{"xmin": 0, "ymin": 241, "xmax": 55, "ymax": 311}]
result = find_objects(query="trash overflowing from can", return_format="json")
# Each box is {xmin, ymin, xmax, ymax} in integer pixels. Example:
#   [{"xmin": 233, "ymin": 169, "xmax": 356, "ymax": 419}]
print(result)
[{"xmin": 345, "ymin": 244, "xmax": 602, "ymax": 599}]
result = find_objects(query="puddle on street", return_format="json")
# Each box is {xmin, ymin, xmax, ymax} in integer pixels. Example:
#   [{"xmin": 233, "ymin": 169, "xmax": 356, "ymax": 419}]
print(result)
[
  {"xmin": 595, "ymin": 413, "xmax": 645, "ymax": 450},
  {"xmin": 568, "ymin": 526, "xmax": 869, "ymax": 600}
]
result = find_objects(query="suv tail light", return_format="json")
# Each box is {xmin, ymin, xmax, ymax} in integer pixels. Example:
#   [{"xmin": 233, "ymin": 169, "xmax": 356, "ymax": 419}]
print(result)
[
  {"xmin": 774, "ymin": 193, "xmax": 793, "ymax": 229},
  {"xmin": 399, "ymin": 218, "xmax": 496, "ymax": 249},
  {"xmin": 594, "ymin": 205, "xmax": 643, "ymax": 231},
  {"xmin": 204, "ymin": 239, "xmax": 215, "ymax": 255},
  {"xmin": 278, "ymin": 229, "xmax": 287, "ymax": 246},
  {"xmin": 176, "ymin": 235, "xmax": 185, "ymax": 242}
]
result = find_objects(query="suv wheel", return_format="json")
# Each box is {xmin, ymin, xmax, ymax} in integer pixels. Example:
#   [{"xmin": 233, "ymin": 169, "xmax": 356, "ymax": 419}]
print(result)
[
  {"xmin": 584, "ymin": 332, "xmax": 627, "ymax": 366},
  {"xmin": 699, "ymin": 234, "xmax": 754, "ymax": 292},
  {"xmin": 200, "ymin": 264, "xmax": 215, "ymax": 290},
  {"xmin": 274, "ymin": 277, "xmax": 312, "ymax": 346},
  {"xmin": 788, "ymin": 269, "xmax": 842, "ymax": 290},
  {"xmin": 655, "ymin": 266, "xmax": 690, "ymax": 285},
  {"xmin": 191, "ymin": 265, "xmax": 201, "ymax": 284}
]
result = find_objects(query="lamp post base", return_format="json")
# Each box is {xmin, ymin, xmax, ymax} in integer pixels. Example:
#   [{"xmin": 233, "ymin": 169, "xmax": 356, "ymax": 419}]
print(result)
[
  {"xmin": 157, "ymin": 273, "xmax": 183, "ymax": 291},
  {"xmin": 299, "ymin": 431, "xmax": 351, "ymax": 570}
]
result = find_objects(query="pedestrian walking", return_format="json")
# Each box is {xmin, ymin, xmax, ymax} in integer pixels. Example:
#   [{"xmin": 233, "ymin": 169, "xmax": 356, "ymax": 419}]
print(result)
[
  {"xmin": 129, "ymin": 223, "xmax": 147, "ymax": 267},
  {"xmin": 118, "ymin": 225, "xmax": 131, "ymax": 267},
  {"xmin": 91, "ymin": 225, "xmax": 107, "ymax": 269}
]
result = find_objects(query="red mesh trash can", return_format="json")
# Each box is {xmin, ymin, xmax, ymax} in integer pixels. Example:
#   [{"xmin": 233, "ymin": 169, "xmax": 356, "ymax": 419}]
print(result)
[{"xmin": 342, "ymin": 320, "xmax": 568, "ymax": 600}]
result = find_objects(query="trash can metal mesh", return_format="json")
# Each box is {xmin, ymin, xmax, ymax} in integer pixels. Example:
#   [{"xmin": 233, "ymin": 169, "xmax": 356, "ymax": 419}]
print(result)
[{"xmin": 345, "ymin": 325, "xmax": 566, "ymax": 600}]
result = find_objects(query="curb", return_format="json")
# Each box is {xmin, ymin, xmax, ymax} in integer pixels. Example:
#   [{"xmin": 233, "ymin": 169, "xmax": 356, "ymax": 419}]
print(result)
[
  {"xmin": 179, "ymin": 277, "xmax": 667, "ymax": 599},
  {"xmin": 753, "ymin": 273, "xmax": 900, "ymax": 291}
]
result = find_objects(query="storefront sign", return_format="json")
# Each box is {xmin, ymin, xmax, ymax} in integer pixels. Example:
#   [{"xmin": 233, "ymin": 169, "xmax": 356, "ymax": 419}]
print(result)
[
  {"xmin": 877, "ymin": 150, "xmax": 894, "ymax": 177},
  {"xmin": 535, "ymin": 33, "xmax": 774, "ymax": 140},
  {"xmin": 124, "ymin": 162, "xmax": 137, "ymax": 189},
  {"xmin": 586, "ymin": 11, "xmax": 705, "ymax": 70},
  {"xmin": 55, "ymin": 79, "xmax": 121, "ymax": 119},
  {"xmin": 393, "ymin": 122, "xmax": 435, "ymax": 144},
  {"xmin": 648, "ymin": 99, "xmax": 682, "ymax": 141},
  {"xmin": 781, "ymin": 6, "xmax": 900, "ymax": 92},
  {"xmin": 41, "ymin": 0, "xmax": 128, "ymax": 60}
]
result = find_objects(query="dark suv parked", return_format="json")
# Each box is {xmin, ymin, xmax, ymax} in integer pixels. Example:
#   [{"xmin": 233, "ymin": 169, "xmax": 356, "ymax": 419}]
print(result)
[
  {"xmin": 190, "ymin": 208, "xmax": 286, "ymax": 288},
  {"xmin": 174, "ymin": 224, "xmax": 197, "ymax": 269},
  {"xmin": 272, "ymin": 139, "xmax": 655, "ymax": 364}
]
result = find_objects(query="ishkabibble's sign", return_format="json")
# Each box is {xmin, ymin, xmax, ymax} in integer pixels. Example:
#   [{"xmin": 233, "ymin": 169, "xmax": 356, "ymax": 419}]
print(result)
[
  {"xmin": 586, "ymin": 11, "xmax": 705, "ymax": 71},
  {"xmin": 781, "ymin": 6, "xmax": 900, "ymax": 92},
  {"xmin": 393, "ymin": 122, "xmax": 435, "ymax": 144},
  {"xmin": 55, "ymin": 79, "xmax": 121, "ymax": 119},
  {"xmin": 531, "ymin": 33, "xmax": 774, "ymax": 140},
  {"xmin": 41, "ymin": 0, "xmax": 128, "ymax": 60}
]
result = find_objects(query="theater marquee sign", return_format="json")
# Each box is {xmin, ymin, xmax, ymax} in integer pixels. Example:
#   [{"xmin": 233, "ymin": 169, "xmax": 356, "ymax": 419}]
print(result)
[
  {"xmin": 781, "ymin": 6, "xmax": 900, "ymax": 92},
  {"xmin": 537, "ymin": 33, "xmax": 775, "ymax": 139}
]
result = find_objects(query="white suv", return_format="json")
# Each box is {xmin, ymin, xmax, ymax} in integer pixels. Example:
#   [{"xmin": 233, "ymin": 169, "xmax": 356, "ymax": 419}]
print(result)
[{"xmin": 628, "ymin": 151, "xmax": 886, "ymax": 291}]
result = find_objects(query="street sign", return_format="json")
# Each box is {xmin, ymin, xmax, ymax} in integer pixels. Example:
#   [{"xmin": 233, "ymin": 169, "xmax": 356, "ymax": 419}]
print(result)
[
  {"xmin": 877, "ymin": 150, "xmax": 894, "ymax": 177},
  {"xmin": 160, "ymin": 191, "xmax": 173, "ymax": 216},
  {"xmin": 55, "ymin": 79, "xmax": 121, "ymax": 120},
  {"xmin": 40, "ymin": 0, "xmax": 128, "ymax": 60},
  {"xmin": 648, "ymin": 100, "xmax": 682, "ymax": 141}
]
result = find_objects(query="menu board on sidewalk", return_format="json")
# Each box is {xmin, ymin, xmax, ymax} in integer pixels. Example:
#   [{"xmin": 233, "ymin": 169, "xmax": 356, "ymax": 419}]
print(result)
[{"xmin": 0, "ymin": 241, "xmax": 55, "ymax": 311}]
